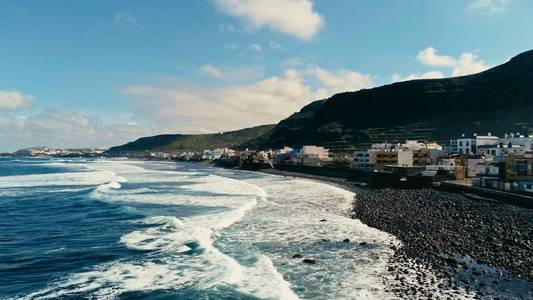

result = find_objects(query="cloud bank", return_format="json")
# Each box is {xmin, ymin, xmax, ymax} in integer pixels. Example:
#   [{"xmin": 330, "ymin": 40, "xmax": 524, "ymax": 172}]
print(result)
[
  {"xmin": 124, "ymin": 66, "xmax": 372, "ymax": 134},
  {"xmin": 0, "ymin": 63, "xmax": 373, "ymax": 152},
  {"xmin": 0, "ymin": 90, "xmax": 33, "ymax": 111},
  {"xmin": 0, "ymin": 108, "xmax": 153, "ymax": 152}
]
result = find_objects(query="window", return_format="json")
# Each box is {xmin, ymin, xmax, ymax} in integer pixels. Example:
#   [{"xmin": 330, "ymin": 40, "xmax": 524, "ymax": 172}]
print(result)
[{"xmin": 512, "ymin": 160, "xmax": 527, "ymax": 175}]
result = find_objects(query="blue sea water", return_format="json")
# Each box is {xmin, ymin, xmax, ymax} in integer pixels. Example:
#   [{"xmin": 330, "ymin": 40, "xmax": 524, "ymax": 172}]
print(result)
[{"xmin": 0, "ymin": 157, "xmax": 398, "ymax": 299}]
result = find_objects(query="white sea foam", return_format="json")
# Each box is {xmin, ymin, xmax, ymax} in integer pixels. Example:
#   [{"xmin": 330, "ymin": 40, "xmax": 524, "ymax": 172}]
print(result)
[
  {"xmin": 216, "ymin": 175, "xmax": 398, "ymax": 299},
  {"xmin": 0, "ymin": 170, "xmax": 124, "ymax": 188},
  {"xmin": 26, "ymin": 161, "xmax": 300, "ymax": 299},
  {"xmin": 22, "ymin": 160, "xmax": 400, "ymax": 299}
]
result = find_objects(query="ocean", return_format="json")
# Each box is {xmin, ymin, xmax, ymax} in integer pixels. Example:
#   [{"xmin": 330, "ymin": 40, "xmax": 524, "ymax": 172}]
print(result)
[{"xmin": 0, "ymin": 157, "xmax": 397, "ymax": 299}]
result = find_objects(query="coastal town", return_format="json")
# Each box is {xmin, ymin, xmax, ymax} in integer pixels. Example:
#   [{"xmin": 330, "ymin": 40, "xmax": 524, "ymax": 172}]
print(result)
[
  {"xmin": 3, "ymin": 2, "xmax": 533, "ymax": 299},
  {"xmin": 126, "ymin": 131, "xmax": 533, "ymax": 196},
  {"xmin": 10, "ymin": 131, "xmax": 532, "ymax": 196}
]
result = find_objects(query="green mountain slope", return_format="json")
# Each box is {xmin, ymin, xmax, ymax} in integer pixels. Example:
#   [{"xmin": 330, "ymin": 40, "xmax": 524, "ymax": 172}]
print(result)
[{"xmin": 106, "ymin": 124, "xmax": 275, "ymax": 153}]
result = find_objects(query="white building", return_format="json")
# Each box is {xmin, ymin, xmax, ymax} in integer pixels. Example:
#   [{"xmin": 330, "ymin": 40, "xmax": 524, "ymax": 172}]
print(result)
[
  {"xmin": 398, "ymin": 150, "xmax": 414, "ymax": 167},
  {"xmin": 476, "ymin": 135, "xmax": 499, "ymax": 147},
  {"xmin": 202, "ymin": 148, "xmax": 235, "ymax": 160},
  {"xmin": 466, "ymin": 157, "xmax": 487, "ymax": 177},
  {"xmin": 398, "ymin": 141, "xmax": 443, "ymax": 167},
  {"xmin": 202, "ymin": 149, "xmax": 217, "ymax": 160},
  {"xmin": 400, "ymin": 140, "xmax": 424, "ymax": 151},
  {"xmin": 301, "ymin": 145, "xmax": 330, "ymax": 160},
  {"xmin": 475, "ymin": 162, "xmax": 501, "ymax": 177},
  {"xmin": 476, "ymin": 133, "xmax": 533, "ymax": 158},
  {"xmin": 500, "ymin": 133, "xmax": 533, "ymax": 149},
  {"xmin": 300, "ymin": 146, "xmax": 330, "ymax": 166},
  {"xmin": 450, "ymin": 133, "xmax": 499, "ymax": 154},
  {"xmin": 256, "ymin": 150, "xmax": 272, "ymax": 162},
  {"xmin": 450, "ymin": 135, "xmax": 476, "ymax": 154},
  {"xmin": 212, "ymin": 148, "xmax": 224, "ymax": 159}
]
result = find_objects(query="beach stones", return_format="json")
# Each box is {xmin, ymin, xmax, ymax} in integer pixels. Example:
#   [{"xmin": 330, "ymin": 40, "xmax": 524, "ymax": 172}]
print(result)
[{"xmin": 351, "ymin": 188, "xmax": 533, "ymax": 298}]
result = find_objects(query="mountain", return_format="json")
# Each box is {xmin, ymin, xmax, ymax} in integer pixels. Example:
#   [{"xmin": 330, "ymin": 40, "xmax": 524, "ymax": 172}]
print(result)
[
  {"xmin": 109, "ymin": 50, "xmax": 533, "ymax": 154},
  {"xmin": 247, "ymin": 49, "xmax": 533, "ymax": 150},
  {"xmin": 106, "ymin": 124, "xmax": 275, "ymax": 154}
]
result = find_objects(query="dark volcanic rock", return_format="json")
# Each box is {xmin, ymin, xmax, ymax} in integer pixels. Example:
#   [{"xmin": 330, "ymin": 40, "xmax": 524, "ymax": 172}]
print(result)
[
  {"xmin": 352, "ymin": 188, "xmax": 532, "ymax": 280},
  {"xmin": 351, "ymin": 188, "xmax": 533, "ymax": 298},
  {"xmin": 303, "ymin": 258, "xmax": 316, "ymax": 265},
  {"xmin": 292, "ymin": 254, "xmax": 303, "ymax": 259}
]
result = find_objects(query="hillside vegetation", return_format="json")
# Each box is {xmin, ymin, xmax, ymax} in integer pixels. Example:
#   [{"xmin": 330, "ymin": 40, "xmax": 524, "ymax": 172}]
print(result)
[{"xmin": 107, "ymin": 124, "xmax": 275, "ymax": 153}]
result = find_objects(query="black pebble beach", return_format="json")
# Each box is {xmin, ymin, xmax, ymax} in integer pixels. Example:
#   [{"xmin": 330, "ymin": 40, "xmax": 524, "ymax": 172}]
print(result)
[{"xmin": 352, "ymin": 188, "xmax": 533, "ymax": 299}]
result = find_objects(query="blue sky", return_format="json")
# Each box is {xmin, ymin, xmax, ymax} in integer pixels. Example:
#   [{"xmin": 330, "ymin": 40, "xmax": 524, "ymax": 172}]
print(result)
[{"xmin": 0, "ymin": 0, "xmax": 532, "ymax": 151}]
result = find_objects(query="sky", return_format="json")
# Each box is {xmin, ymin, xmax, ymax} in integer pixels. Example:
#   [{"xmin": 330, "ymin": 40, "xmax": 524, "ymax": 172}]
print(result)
[{"xmin": 1, "ymin": 0, "xmax": 532, "ymax": 151}]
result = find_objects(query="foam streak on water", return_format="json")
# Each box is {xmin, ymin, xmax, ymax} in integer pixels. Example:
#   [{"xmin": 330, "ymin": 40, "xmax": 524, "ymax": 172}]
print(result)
[{"xmin": 4, "ymin": 159, "xmax": 398, "ymax": 299}]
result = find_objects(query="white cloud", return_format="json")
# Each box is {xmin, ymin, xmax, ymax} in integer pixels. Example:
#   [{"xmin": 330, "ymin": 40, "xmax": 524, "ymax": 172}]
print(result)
[
  {"xmin": 417, "ymin": 47, "xmax": 456, "ymax": 67},
  {"xmin": 0, "ymin": 90, "xmax": 33, "ymax": 111},
  {"xmin": 123, "ymin": 69, "xmax": 330, "ymax": 133},
  {"xmin": 214, "ymin": 0, "xmax": 324, "ymax": 41},
  {"xmin": 114, "ymin": 13, "xmax": 138, "ymax": 30},
  {"xmin": 416, "ymin": 47, "xmax": 490, "ymax": 77},
  {"xmin": 0, "ymin": 64, "xmax": 374, "ymax": 151},
  {"xmin": 201, "ymin": 64, "xmax": 224, "ymax": 78},
  {"xmin": 0, "ymin": 108, "xmax": 154, "ymax": 151},
  {"xmin": 311, "ymin": 67, "xmax": 373, "ymax": 94},
  {"xmin": 123, "ymin": 65, "xmax": 376, "ymax": 134},
  {"xmin": 452, "ymin": 52, "xmax": 490, "ymax": 76},
  {"xmin": 391, "ymin": 71, "xmax": 445, "ymax": 82},
  {"xmin": 467, "ymin": 0, "xmax": 510, "ymax": 15}
]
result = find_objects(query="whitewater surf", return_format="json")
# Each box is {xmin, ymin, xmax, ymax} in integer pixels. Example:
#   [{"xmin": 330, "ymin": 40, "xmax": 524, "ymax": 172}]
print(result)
[{"xmin": 1, "ymin": 157, "xmax": 398, "ymax": 299}]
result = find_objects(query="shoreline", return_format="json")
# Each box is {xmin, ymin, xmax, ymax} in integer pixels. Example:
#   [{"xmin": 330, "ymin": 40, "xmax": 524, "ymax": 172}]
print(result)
[
  {"xmin": 81, "ymin": 158, "xmax": 533, "ymax": 298},
  {"xmin": 246, "ymin": 167, "xmax": 533, "ymax": 299},
  {"xmin": 255, "ymin": 168, "xmax": 365, "ymax": 193}
]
